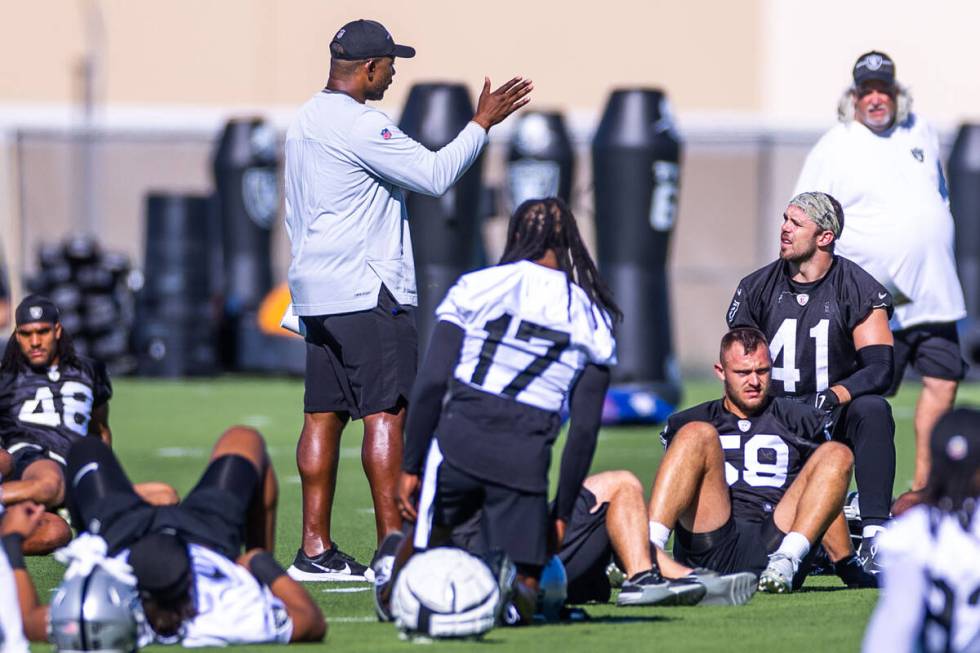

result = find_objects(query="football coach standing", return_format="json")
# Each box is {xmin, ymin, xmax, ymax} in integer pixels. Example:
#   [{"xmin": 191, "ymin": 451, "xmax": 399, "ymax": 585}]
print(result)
[{"xmin": 283, "ymin": 18, "xmax": 532, "ymax": 581}]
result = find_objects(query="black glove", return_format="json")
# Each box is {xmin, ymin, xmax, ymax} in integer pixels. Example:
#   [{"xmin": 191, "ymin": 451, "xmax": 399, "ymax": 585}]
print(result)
[{"xmin": 813, "ymin": 389, "xmax": 840, "ymax": 413}]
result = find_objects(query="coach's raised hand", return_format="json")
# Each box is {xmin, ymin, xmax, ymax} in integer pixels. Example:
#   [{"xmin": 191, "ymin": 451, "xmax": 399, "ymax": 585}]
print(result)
[{"xmin": 473, "ymin": 76, "xmax": 533, "ymax": 130}]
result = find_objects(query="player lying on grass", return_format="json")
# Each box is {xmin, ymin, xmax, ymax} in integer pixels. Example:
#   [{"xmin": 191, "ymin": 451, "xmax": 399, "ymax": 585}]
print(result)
[
  {"xmin": 375, "ymin": 197, "xmax": 628, "ymax": 622},
  {"xmin": 863, "ymin": 407, "xmax": 980, "ymax": 653},
  {"xmin": 0, "ymin": 295, "xmax": 177, "ymax": 554},
  {"xmin": 648, "ymin": 327, "xmax": 855, "ymax": 594},
  {"xmin": 1, "ymin": 425, "xmax": 325, "ymax": 646},
  {"xmin": 452, "ymin": 470, "xmax": 758, "ymax": 608}
]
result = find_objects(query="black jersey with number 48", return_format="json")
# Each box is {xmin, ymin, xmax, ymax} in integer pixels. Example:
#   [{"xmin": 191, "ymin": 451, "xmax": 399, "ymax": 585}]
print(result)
[
  {"xmin": 0, "ymin": 358, "xmax": 112, "ymax": 459},
  {"xmin": 726, "ymin": 256, "xmax": 893, "ymax": 398},
  {"xmin": 661, "ymin": 397, "xmax": 829, "ymax": 522}
]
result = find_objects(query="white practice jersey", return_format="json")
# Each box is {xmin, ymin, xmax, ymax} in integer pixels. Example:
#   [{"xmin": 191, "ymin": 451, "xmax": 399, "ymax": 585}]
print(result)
[
  {"xmin": 863, "ymin": 504, "xmax": 980, "ymax": 653},
  {"xmin": 0, "ymin": 545, "xmax": 29, "ymax": 653},
  {"xmin": 436, "ymin": 260, "xmax": 617, "ymax": 412},
  {"xmin": 136, "ymin": 544, "xmax": 292, "ymax": 648},
  {"xmin": 794, "ymin": 115, "xmax": 966, "ymax": 329}
]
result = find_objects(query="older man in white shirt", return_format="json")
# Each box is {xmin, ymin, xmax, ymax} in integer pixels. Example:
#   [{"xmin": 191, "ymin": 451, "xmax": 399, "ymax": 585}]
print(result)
[{"xmin": 795, "ymin": 50, "xmax": 967, "ymax": 499}]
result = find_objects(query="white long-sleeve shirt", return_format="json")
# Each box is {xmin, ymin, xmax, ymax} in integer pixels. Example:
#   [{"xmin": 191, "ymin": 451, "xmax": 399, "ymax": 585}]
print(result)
[
  {"xmin": 794, "ymin": 115, "xmax": 966, "ymax": 330},
  {"xmin": 863, "ymin": 504, "xmax": 980, "ymax": 653},
  {"xmin": 284, "ymin": 90, "xmax": 488, "ymax": 316}
]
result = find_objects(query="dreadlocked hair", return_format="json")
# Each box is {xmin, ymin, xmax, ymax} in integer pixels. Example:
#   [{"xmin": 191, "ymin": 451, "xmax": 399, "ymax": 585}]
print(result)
[
  {"xmin": 1, "ymin": 326, "xmax": 80, "ymax": 374},
  {"xmin": 499, "ymin": 197, "xmax": 622, "ymax": 326}
]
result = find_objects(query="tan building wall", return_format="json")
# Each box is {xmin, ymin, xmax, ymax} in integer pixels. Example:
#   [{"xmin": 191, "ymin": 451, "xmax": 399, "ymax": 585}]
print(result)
[
  {"xmin": 0, "ymin": 0, "xmax": 763, "ymax": 114},
  {"xmin": 1, "ymin": 0, "xmax": 976, "ymax": 374},
  {"xmin": 763, "ymin": 0, "xmax": 980, "ymax": 127}
]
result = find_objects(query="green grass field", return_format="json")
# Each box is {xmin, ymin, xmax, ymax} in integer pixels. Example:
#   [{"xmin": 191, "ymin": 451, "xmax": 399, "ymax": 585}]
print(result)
[{"xmin": 25, "ymin": 376, "xmax": 980, "ymax": 652}]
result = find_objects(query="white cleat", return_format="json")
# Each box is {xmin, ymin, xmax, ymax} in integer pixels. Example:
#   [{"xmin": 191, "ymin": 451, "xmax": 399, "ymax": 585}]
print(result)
[{"xmin": 758, "ymin": 553, "xmax": 796, "ymax": 594}]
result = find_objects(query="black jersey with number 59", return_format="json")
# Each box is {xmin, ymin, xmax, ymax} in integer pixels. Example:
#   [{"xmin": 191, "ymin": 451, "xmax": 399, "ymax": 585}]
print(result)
[
  {"xmin": 725, "ymin": 256, "xmax": 893, "ymax": 397},
  {"xmin": 661, "ymin": 397, "xmax": 829, "ymax": 522},
  {"xmin": 0, "ymin": 358, "xmax": 112, "ymax": 459}
]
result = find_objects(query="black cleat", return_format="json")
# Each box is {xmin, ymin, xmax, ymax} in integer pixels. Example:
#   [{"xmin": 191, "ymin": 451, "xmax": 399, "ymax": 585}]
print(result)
[
  {"xmin": 371, "ymin": 532, "xmax": 405, "ymax": 621},
  {"xmin": 857, "ymin": 533, "xmax": 884, "ymax": 576},
  {"xmin": 286, "ymin": 545, "xmax": 373, "ymax": 582}
]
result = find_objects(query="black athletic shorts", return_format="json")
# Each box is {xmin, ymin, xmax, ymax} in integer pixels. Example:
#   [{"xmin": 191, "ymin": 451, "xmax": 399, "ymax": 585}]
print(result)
[
  {"xmin": 558, "ymin": 488, "xmax": 613, "ymax": 604},
  {"xmin": 673, "ymin": 516, "xmax": 784, "ymax": 577},
  {"xmin": 67, "ymin": 438, "xmax": 260, "ymax": 558},
  {"xmin": 888, "ymin": 321, "xmax": 967, "ymax": 395},
  {"xmin": 6, "ymin": 441, "xmax": 66, "ymax": 481},
  {"xmin": 302, "ymin": 286, "xmax": 417, "ymax": 419},
  {"xmin": 415, "ymin": 449, "xmax": 548, "ymax": 569}
]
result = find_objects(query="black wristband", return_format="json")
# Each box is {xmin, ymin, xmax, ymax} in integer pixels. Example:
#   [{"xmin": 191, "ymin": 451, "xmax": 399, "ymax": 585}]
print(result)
[
  {"xmin": 2, "ymin": 533, "xmax": 26, "ymax": 570},
  {"xmin": 249, "ymin": 551, "xmax": 286, "ymax": 587}
]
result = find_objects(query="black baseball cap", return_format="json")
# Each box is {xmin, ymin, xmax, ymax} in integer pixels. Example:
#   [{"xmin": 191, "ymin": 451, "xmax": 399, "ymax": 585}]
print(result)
[
  {"xmin": 853, "ymin": 51, "xmax": 896, "ymax": 87},
  {"xmin": 931, "ymin": 407, "xmax": 980, "ymax": 473},
  {"xmin": 14, "ymin": 295, "xmax": 60, "ymax": 327},
  {"xmin": 129, "ymin": 532, "xmax": 193, "ymax": 604},
  {"xmin": 330, "ymin": 19, "xmax": 415, "ymax": 61}
]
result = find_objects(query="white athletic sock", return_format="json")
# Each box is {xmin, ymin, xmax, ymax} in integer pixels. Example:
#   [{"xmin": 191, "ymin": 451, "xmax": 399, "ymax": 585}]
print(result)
[
  {"xmin": 776, "ymin": 531, "xmax": 810, "ymax": 565},
  {"xmin": 862, "ymin": 525, "xmax": 886, "ymax": 539},
  {"xmin": 649, "ymin": 521, "xmax": 671, "ymax": 550}
]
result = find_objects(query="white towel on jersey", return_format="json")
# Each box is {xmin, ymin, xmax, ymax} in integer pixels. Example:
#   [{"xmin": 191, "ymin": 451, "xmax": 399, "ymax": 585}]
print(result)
[
  {"xmin": 136, "ymin": 544, "xmax": 293, "ymax": 648},
  {"xmin": 864, "ymin": 504, "xmax": 980, "ymax": 652},
  {"xmin": 0, "ymin": 546, "xmax": 29, "ymax": 653},
  {"xmin": 435, "ymin": 260, "xmax": 616, "ymax": 412}
]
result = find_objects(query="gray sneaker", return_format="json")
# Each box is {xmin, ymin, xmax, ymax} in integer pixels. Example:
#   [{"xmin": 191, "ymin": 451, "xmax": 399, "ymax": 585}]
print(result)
[
  {"xmin": 616, "ymin": 569, "xmax": 706, "ymax": 607},
  {"xmin": 758, "ymin": 553, "xmax": 796, "ymax": 594},
  {"xmin": 683, "ymin": 569, "xmax": 757, "ymax": 606}
]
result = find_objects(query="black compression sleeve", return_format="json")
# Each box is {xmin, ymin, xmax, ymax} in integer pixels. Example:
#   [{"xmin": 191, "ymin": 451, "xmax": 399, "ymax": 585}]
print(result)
[
  {"xmin": 2, "ymin": 534, "xmax": 25, "ymax": 570},
  {"xmin": 249, "ymin": 551, "xmax": 286, "ymax": 586},
  {"xmin": 838, "ymin": 344, "xmax": 894, "ymax": 399},
  {"xmin": 553, "ymin": 364, "xmax": 610, "ymax": 522},
  {"xmin": 402, "ymin": 321, "xmax": 465, "ymax": 475}
]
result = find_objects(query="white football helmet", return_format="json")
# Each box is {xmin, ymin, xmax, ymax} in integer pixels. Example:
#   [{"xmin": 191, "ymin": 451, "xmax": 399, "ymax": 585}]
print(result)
[{"xmin": 391, "ymin": 547, "xmax": 499, "ymax": 639}]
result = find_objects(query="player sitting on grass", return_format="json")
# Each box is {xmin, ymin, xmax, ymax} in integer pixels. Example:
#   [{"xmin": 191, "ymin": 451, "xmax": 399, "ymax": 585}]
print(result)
[
  {"xmin": 375, "ymin": 197, "xmax": 631, "ymax": 622},
  {"xmin": 1, "ymin": 425, "xmax": 326, "ymax": 646},
  {"xmin": 453, "ymin": 470, "xmax": 758, "ymax": 608},
  {"xmin": 648, "ymin": 327, "xmax": 855, "ymax": 594},
  {"xmin": 726, "ymin": 192, "xmax": 895, "ymax": 580},
  {"xmin": 0, "ymin": 295, "xmax": 177, "ymax": 555}
]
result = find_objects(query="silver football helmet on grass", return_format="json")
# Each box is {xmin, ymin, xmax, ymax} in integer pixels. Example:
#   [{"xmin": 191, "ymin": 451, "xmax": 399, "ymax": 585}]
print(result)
[
  {"xmin": 49, "ymin": 566, "xmax": 141, "ymax": 652},
  {"xmin": 49, "ymin": 534, "xmax": 141, "ymax": 653}
]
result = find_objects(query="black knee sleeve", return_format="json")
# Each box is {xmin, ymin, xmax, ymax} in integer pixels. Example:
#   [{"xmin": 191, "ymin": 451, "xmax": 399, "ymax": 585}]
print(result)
[
  {"xmin": 65, "ymin": 437, "xmax": 136, "ymax": 530},
  {"xmin": 842, "ymin": 396, "xmax": 895, "ymax": 526},
  {"xmin": 195, "ymin": 454, "xmax": 260, "ymax": 500}
]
